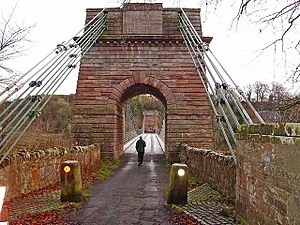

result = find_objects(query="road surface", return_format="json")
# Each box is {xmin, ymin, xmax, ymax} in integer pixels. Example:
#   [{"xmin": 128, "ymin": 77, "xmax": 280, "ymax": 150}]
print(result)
[{"xmin": 66, "ymin": 133, "xmax": 173, "ymax": 225}]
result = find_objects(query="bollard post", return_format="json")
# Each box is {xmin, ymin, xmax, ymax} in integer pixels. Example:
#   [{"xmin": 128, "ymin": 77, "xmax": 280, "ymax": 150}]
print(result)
[
  {"xmin": 167, "ymin": 163, "xmax": 188, "ymax": 204},
  {"xmin": 61, "ymin": 160, "xmax": 83, "ymax": 202}
]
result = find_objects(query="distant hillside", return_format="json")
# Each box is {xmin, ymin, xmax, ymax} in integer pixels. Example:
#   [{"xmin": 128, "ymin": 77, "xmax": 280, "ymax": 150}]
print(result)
[{"xmin": 0, "ymin": 95, "xmax": 74, "ymax": 152}]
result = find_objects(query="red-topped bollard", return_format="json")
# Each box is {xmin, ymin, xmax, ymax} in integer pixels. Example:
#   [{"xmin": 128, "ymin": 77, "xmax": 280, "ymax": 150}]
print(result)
[
  {"xmin": 167, "ymin": 163, "xmax": 188, "ymax": 204},
  {"xmin": 61, "ymin": 161, "xmax": 83, "ymax": 202}
]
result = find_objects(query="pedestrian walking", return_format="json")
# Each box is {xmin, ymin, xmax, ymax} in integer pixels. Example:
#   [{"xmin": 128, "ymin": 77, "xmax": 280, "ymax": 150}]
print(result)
[{"xmin": 135, "ymin": 136, "xmax": 146, "ymax": 166}]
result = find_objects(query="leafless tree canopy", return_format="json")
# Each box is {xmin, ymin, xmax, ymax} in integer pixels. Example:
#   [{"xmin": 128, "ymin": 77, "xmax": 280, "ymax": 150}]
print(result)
[
  {"xmin": 244, "ymin": 81, "xmax": 291, "ymax": 102},
  {"xmin": 236, "ymin": 1, "xmax": 300, "ymax": 44},
  {"xmin": 0, "ymin": 6, "xmax": 33, "ymax": 88},
  {"xmin": 243, "ymin": 81, "xmax": 300, "ymax": 122},
  {"xmin": 236, "ymin": 0, "xmax": 300, "ymax": 82},
  {"xmin": 204, "ymin": 0, "xmax": 300, "ymax": 83}
]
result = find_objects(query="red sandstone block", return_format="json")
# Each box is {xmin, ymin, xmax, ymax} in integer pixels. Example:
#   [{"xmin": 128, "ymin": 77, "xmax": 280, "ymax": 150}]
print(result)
[
  {"xmin": 107, "ymin": 99, "xmax": 117, "ymax": 105},
  {"xmin": 124, "ymin": 79, "xmax": 131, "ymax": 89},
  {"xmin": 132, "ymin": 72, "xmax": 140, "ymax": 83},
  {"xmin": 115, "ymin": 84, "xmax": 124, "ymax": 94},
  {"xmin": 164, "ymin": 89, "xmax": 173, "ymax": 98},
  {"xmin": 144, "ymin": 75, "xmax": 151, "ymax": 84},
  {"xmin": 128, "ymin": 78, "xmax": 135, "ymax": 86},
  {"xmin": 109, "ymin": 94, "xmax": 119, "ymax": 101},
  {"xmin": 168, "ymin": 97, "xmax": 176, "ymax": 105},
  {"xmin": 151, "ymin": 79, "xmax": 160, "ymax": 88},
  {"xmin": 111, "ymin": 89, "xmax": 121, "ymax": 98},
  {"xmin": 73, "ymin": 99, "xmax": 108, "ymax": 105},
  {"xmin": 0, "ymin": 203, "xmax": 8, "ymax": 222},
  {"xmin": 148, "ymin": 77, "xmax": 155, "ymax": 86},
  {"xmin": 136, "ymin": 71, "xmax": 148, "ymax": 84},
  {"xmin": 156, "ymin": 81, "xmax": 163, "ymax": 90}
]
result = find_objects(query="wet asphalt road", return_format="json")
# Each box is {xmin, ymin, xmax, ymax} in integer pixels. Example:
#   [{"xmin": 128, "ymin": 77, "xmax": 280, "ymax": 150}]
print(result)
[{"xmin": 66, "ymin": 134, "xmax": 173, "ymax": 225}]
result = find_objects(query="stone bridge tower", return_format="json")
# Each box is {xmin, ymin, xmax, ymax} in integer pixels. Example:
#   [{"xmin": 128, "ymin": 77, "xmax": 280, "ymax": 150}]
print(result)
[{"xmin": 72, "ymin": 3, "xmax": 213, "ymax": 161}]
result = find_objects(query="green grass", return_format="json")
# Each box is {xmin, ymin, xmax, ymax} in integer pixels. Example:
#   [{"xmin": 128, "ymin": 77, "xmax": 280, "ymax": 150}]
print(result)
[
  {"xmin": 164, "ymin": 161, "xmax": 202, "ymax": 190},
  {"xmin": 187, "ymin": 173, "xmax": 202, "ymax": 188},
  {"xmin": 163, "ymin": 161, "xmax": 172, "ymax": 173},
  {"xmin": 82, "ymin": 190, "xmax": 90, "ymax": 201},
  {"xmin": 99, "ymin": 159, "xmax": 121, "ymax": 180},
  {"xmin": 70, "ymin": 202, "xmax": 82, "ymax": 210}
]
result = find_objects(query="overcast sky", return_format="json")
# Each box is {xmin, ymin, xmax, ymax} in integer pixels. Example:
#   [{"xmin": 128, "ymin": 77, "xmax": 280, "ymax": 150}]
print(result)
[{"xmin": 1, "ymin": 0, "xmax": 299, "ymax": 95}]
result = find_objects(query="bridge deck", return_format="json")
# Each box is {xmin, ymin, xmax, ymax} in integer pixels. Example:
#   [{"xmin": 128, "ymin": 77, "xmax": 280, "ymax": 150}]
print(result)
[{"xmin": 124, "ymin": 133, "xmax": 165, "ymax": 154}]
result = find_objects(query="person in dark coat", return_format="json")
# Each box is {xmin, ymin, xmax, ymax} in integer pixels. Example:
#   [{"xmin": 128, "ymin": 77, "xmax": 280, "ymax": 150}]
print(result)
[{"xmin": 135, "ymin": 136, "xmax": 146, "ymax": 166}]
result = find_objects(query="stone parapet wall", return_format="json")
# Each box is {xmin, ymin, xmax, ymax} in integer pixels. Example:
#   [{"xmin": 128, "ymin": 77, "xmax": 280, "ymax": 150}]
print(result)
[
  {"xmin": 179, "ymin": 144, "xmax": 236, "ymax": 201},
  {"xmin": 0, "ymin": 145, "xmax": 100, "ymax": 201},
  {"xmin": 236, "ymin": 123, "xmax": 300, "ymax": 225}
]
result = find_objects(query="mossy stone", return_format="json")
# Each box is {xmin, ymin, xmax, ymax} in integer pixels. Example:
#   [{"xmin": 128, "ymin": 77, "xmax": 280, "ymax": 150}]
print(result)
[
  {"xmin": 61, "ymin": 160, "xmax": 83, "ymax": 202},
  {"xmin": 167, "ymin": 163, "xmax": 188, "ymax": 205}
]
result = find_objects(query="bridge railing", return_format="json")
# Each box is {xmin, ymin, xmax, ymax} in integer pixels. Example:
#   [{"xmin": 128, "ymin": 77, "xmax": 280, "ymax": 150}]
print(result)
[{"xmin": 124, "ymin": 103, "xmax": 142, "ymax": 143}]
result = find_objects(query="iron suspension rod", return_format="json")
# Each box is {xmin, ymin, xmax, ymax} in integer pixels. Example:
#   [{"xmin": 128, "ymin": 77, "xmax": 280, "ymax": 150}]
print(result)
[
  {"xmin": 179, "ymin": 15, "xmax": 240, "ymax": 126},
  {"xmin": 0, "ymin": 57, "xmax": 81, "ymax": 163},
  {"xmin": 179, "ymin": 27, "xmax": 237, "ymax": 164},
  {"xmin": 0, "ymin": 54, "xmax": 80, "ymax": 155},
  {"xmin": 0, "ymin": 51, "xmax": 72, "ymax": 124},
  {"xmin": 0, "ymin": 9, "xmax": 107, "ymax": 100},
  {"xmin": 180, "ymin": 14, "xmax": 251, "ymax": 125},
  {"xmin": 0, "ymin": 50, "xmax": 56, "ymax": 102},
  {"xmin": 179, "ymin": 15, "xmax": 240, "ymax": 127},
  {"xmin": 0, "ymin": 15, "xmax": 107, "ymax": 129},
  {"xmin": 180, "ymin": 8, "xmax": 264, "ymax": 124},
  {"xmin": 0, "ymin": 22, "xmax": 107, "ymax": 159},
  {"xmin": 202, "ymin": 54, "xmax": 251, "ymax": 124},
  {"xmin": 179, "ymin": 23, "xmax": 237, "ymax": 146}
]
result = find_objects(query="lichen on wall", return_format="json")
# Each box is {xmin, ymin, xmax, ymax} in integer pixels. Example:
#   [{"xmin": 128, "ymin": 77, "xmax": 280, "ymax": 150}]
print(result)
[
  {"xmin": 236, "ymin": 123, "xmax": 300, "ymax": 225},
  {"xmin": 179, "ymin": 144, "xmax": 236, "ymax": 202}
]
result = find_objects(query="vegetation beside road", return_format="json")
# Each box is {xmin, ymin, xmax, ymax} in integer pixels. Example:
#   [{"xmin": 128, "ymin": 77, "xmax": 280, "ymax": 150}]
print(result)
[{"xmin": 10, "ymin": 159, "xmax": 122, "ymax": 225}]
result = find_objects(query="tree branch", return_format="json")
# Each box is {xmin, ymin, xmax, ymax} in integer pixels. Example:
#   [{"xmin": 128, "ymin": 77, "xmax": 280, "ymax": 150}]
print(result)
[{"xmin": 0, "ymin": 7, "xmax": 32, "ymax": 76}]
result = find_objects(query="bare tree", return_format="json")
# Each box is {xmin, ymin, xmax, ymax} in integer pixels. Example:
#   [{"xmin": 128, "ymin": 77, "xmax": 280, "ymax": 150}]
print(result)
[
  {"xmin": 237, "ymin": 1, "xmax": 300, "ymax": 82},
  {"xmin": 0, "ymin": 5, "xmax": 33, "ymax": 89},
  {"xmin": 269, "ymin": 82, "xmax": 290, "ymax": 102},
  {"xmin": 205, "ymin": 0, "xmax": 300, "ymax": 83},
  {"xmin": 249, "ymin": 81, "xmax": 269, "ymax": 102},
  {"xmin": 244, "ymin": 84, "xmax": 253, "ymax": 101}
]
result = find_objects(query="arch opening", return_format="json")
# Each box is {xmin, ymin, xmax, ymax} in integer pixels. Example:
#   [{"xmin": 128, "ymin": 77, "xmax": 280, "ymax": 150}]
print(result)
[{"xmin": 116, "ymin": 84, "xmax": 167, "ymax": 157}]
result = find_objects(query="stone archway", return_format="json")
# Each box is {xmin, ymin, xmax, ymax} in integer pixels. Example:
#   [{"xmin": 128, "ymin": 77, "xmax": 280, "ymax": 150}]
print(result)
[
  {"xmin": 72, "ymin": 3, "xmax": 213, "ymax": 161},
  {"xmin": 111, "ymin": 77, "xmax": 171, "ymax": 158}
]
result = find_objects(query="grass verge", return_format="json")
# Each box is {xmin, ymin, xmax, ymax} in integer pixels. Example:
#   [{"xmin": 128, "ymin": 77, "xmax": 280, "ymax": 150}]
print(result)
[{"xmin": 10, "ymin": 159, "xmax": 122, "ymax": 225}]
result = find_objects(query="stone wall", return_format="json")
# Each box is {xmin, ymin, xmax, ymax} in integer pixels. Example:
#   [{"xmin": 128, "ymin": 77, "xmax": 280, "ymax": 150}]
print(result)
[
  {"xmin": 236, "ymin": 124, "xmax": 300, "ymax": 225},
  {"xmin": 0, "ymin": 145, "xmax": 100, "ymax": 201},
  {"xmin": 179, "ymin": 144, "xmax": 236, "ymax": 201}
]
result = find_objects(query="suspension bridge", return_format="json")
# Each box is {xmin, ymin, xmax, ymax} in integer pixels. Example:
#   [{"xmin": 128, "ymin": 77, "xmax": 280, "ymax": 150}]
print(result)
[
  {"xmin": 0, "ymin": 3, "xmax": 297, "ymax": 225},
  {"xmin": 0, "ymin": 3, "xmax": 262, "ymax": 164}
]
